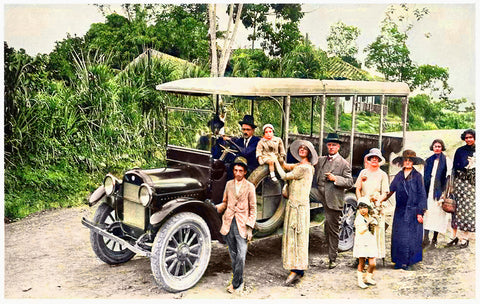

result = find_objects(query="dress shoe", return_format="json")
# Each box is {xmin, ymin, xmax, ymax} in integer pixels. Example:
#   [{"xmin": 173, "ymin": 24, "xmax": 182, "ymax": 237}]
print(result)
[
  {"xmin": 446, "ymin": 237, "xmax": 459, "ymax": 247},
  {"xmin": 422, "ymin": 238, "xmax": 430, "ymax": 248},
  {"xmin": 328, "ymin": 260, "xmax": 337, "ymax": 269},
  {"xmin": 233, "ymin": 282, "xmax": 245, "ymax": 294},
  {"xmin": 285, "ymin": 272, "xmax": 298, "ymax": 285},
  {"xmin": 430, "ymin": 239, "xmax": 437, "ymax": 248},
  {"xmin": 458, "ymin": 240, "xmax": 469, "ymax": 249}
]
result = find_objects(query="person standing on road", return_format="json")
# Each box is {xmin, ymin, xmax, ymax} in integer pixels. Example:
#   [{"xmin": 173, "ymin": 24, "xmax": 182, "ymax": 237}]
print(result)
[
  {"xmin": 353, "ymin": 197, "xmax": 378, "ymax": 289},
  {"xmin": 274, "ymin": 139, "xmax": 317, "ymax": 285},
  {"xmin": 422, "ymin": 139, "xmax": 452, "ymax": 248},
  {"xmin": 310, "ymin": 133, "xmax": 353, "ymax": 269},
  {"xmin": 448, "ymin": 129, "xmax": 475, "ymax": 248},
  {"xmin": 216, "ymin": 157, "xmax": 257, "ymax": 293},
  {"xmin": 355, "ymin": 148, "xmax": 389, "ymax": 262},
  {"xmin": 383, "ymin": 150, "xmax": 427, "ymax": 270}
]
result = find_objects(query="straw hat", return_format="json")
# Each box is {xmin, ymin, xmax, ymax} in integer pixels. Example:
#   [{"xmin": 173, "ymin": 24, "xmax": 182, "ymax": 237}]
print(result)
[
  {"xmin": 290, "ymin": 139, "xmax": 318, "ymax": 165},
  {"xmin": 392, "ymin": 149, "xmax": 425, "ymax": 166}
]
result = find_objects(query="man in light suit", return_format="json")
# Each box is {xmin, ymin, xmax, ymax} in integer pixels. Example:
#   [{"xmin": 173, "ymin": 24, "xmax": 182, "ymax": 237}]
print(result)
[
  {"xmin": 310, "ymin": 133, "xmax": 353, "ymax": 269},
  {"xmin": 216, "ymin": 157, "xmax": 257, "ymax": 293}
]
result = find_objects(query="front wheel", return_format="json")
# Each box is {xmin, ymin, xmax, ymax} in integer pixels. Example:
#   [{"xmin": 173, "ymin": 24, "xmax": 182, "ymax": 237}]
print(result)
[
  {"xmin": 338, "ymin": 193, "xmax": 357, "ymax": 251},
  {"xmin": 150, "ymin": 212, "xmax": 211, "ymax": 292},
  {"xmin": 90, "ymin": 203, "xmax": 135, "ymax": 264}
]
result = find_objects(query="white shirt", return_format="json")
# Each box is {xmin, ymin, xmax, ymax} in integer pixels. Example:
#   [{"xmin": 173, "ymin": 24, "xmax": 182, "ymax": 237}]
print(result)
[{"xmin": 234, "ymin": 179, "xmax": 242, "ymax": 195}]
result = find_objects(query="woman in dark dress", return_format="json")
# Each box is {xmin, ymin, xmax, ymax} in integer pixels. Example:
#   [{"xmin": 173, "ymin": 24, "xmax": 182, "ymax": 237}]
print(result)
[
  {"xmin": 383, "ymin": 150, "xmax": 427, "ymax": 270},
  {"xmin": 447, "ymin": 129, "xmax": 475, "ymax": 248}
]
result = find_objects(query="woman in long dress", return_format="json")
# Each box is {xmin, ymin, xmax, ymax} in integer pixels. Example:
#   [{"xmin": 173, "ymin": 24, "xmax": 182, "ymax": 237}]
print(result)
[
  {"xmin": 274, "ymin": 139, "xmax": 317, "ymax": 285},
  {"xmin": 355, "ymin": 148, "xmax": 389, "ymax": 260},
  {"xmin": 422, "ymin": 139, "xmax": 452, "ymax": 248},
  {"xmin": 448, "ymin": 129, "xmax": 475, "ymax": 248},
  {"xmin": 383, "ymin": 150, "xmax": 427, "ymax": 270}
]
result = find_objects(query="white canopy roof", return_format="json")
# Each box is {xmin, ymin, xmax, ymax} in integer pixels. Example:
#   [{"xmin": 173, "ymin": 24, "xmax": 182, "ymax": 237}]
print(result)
[{"xmin": 156, "ymin": 77, "xmax": 410, "ymax": 97}]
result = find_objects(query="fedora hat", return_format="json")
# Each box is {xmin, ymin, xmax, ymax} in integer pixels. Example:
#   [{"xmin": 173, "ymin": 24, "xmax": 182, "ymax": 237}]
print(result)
[
  {"xmin": 392, "ymin": 149, "xmax": 425, "ymax": 166},
  {"xmin": 290, "ymin": 139, "xmax": 318, "ymax": 165},
  {"xmin": 238, "ymin": 115, "xmax": 257, "ymax": 129},
  {"xmin": 364, "ymin": 148, "xmax": 385, "ymax": 166},
  {"xmin": 323, "ymin": 133, "xmax": 342, "ymax": 144}
]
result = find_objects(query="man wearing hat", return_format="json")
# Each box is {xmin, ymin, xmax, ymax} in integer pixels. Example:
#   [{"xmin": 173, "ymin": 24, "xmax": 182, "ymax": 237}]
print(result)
[
  {"xmin": 310, "ymin": 133, "xmax": 353, "ymax": 269},
  {"xmin": 216, "ymin": 114, "xmax": 260, "ymax": 176},
  {"xmin": 216, "ymin": 156, "xmax": 257, "ymax": 293}
]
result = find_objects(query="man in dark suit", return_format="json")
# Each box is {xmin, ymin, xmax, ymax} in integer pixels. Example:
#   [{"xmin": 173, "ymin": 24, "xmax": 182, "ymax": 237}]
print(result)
[
  {"xmin": 214, "ymin": 115, "xmax": 260, "ymax": 177},
  {"xmin": 310, "ymin": 133, "xmax": 353, "ymax": 269}
]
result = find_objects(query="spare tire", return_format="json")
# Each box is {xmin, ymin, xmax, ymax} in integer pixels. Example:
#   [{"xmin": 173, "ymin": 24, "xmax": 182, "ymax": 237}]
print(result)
[{"xmin": 248, "ymin": 165, "xmax": 286, "ymax": 237}]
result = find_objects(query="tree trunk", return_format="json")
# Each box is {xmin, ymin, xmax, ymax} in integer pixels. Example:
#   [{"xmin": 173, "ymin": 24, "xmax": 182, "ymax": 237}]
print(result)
[
  {"xmin": 208, "ymin": 4, "xmax": 218, "ymax": 77},
  {"xmin": 218, "ymin": 4, "xmax": 243, "ymax": 77}
]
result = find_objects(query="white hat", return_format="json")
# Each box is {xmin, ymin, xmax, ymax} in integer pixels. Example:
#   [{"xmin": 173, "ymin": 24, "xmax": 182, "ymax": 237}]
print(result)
[
  {"xmin": 262, "ymin": 124, "xmax": 275, "ymax": 132},
  {"xmin": 364, "ymin": 148, "xmax": 385, "ymax": 166}
]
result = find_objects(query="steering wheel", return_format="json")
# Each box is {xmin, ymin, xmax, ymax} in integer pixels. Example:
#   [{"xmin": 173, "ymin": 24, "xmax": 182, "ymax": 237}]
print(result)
[{"xmin": 218, "ymin": 144, "xmax": 238, "ymax": 157}]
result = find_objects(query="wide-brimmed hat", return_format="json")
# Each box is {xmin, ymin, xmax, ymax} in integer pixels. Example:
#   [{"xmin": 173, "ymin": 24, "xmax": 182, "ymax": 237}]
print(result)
[
  {"xmin": 364, "ymin": 148, "xmax": 385, "ymax": 166},
  {"xmin": 323, "ymin": 133, "xmax": 342, "ymax": 144},
  {"xmin": 207, "ymin": 114, "xmax": 224, "ymax": 130},
  {"xmin": 290, "ymin": 139, "xmax": 318, "ymax": 165},
  {"xmin": 238, "ymin": 115, "xmax": 257, "ymax": 129},
  {"xmin": 392, "ymin": 149, "xmax": 425, "ymax": 166},
  {"xmin": 232, "ymin": 156, "xmax": 248, "ymax": 171},
  {"xmin": 357, "ymin": 196, "xmax": 374, "ymax": 210}
]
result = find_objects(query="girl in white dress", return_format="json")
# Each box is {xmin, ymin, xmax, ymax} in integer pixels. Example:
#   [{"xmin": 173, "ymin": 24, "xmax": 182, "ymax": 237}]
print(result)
[{"xmin": 353, "ymin": 197, "xmax": 378, "ymax": 289}]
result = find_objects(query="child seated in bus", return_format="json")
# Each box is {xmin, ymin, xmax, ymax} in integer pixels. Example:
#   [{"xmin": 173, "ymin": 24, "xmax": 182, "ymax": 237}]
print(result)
[{"xmin": 256, "ymin": 124, "xmax": 286, "ymax": 182}]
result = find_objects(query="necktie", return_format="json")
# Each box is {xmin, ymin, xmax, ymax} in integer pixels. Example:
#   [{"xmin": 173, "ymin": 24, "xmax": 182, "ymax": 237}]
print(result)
[
  {"xmin": 244, "ymin": 138, "xmax": 249, "ymax": 148},
  {"xmin": 327, "ymin": 155, "xmax": 333, "ymax": 161}
]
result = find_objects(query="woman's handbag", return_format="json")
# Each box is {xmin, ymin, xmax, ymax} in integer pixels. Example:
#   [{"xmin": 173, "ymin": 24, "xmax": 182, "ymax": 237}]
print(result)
[{"xmin": 441, "ymin": 176, "xmax": 456, "ymax": 213}]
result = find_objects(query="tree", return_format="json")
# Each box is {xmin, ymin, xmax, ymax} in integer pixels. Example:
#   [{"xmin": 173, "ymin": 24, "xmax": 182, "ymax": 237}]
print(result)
[
  {"xmin": 208, "ymin": 3, "xmax": 243, "ymax": 77},
  {"xmin": 258, "ymin": 4, "xmax": 304, "ymax": 57},
  {"xmin": 235, "ymin": 4, "xmax": 268, "ymax": 49},
  {"xmin": 364, "ymin": 4, "xmax": 451, "ymax": 97},
  {"xmin": 326, "ymin": 21, "xmax": 361, "ymax": 68}
]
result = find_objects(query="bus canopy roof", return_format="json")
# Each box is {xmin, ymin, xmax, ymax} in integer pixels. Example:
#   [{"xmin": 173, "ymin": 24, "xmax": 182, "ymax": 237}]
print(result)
[{"xmin": 156, "ymin": 77, "xmax": 410, "ymax": 97}]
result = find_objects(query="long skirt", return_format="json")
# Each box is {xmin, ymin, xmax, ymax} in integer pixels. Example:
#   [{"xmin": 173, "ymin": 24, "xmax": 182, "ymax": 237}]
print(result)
[
  {"xmin": 282, "ymin": 201, "xmax": 309, "ymax": 270},
  {"xmin": 452, "ymin": 169, "xmax": 476, "ymax": 232}
]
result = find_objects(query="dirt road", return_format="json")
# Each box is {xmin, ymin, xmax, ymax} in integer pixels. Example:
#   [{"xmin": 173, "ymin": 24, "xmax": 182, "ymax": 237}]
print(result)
[{"xmin": 4, "ymin": 204, "xmax": 475, "ymax": 300}]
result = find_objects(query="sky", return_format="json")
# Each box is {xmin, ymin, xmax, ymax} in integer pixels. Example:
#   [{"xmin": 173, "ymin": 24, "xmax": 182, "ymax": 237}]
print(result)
[{"xmin": 2, "ymin": 1, "xmax": 478, "ymax": 103}]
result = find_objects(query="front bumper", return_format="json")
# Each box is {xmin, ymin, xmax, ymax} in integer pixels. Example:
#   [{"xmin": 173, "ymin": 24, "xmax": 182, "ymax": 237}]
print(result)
[{"xmin": 81, "ymin": 217, "xmax": 151, "ymax": 258}]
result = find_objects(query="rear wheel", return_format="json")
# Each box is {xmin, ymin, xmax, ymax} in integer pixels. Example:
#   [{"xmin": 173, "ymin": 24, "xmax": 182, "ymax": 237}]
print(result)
[
  {"xmin": 338, "ymin": 193, "xmax": 357, "ymax": 251},
  {"xmin": 150, "ymin": 212, "xmax": 211, "ymax": 292},
  {"xmin": 90, "ymin": 203, "xmax": 135, "ymax": 264}
]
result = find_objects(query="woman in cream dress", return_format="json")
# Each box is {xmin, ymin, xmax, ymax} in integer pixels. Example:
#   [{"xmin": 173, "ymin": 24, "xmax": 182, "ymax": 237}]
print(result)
[{"xmin": 355, "ymin": 148, "xmax": 389, "ymax": 260}]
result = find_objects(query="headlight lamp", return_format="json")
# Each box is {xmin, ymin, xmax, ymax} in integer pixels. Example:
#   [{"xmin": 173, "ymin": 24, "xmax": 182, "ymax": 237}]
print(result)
[
  {"xmin": 103, "ymin": 174, "xmax": 117, "ymax": 196},
  {"xmin": 139, "ymin": 183, "xmax": 153, "ymax": 207}
]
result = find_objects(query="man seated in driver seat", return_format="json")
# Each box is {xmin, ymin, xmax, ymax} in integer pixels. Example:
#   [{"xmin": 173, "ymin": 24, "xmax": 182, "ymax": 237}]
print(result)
[{"xmin": 213, "ymin": 114, "xmax": 260, "ymax": 178}]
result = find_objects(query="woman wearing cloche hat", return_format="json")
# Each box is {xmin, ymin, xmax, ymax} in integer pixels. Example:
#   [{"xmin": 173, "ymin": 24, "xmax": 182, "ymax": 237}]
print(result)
[
  {"xmin": 355, "ymin": 148, "xmax": 389, "ymax": 262},
  {"xmin": 382, "ymin": 149, "xmax": 427, "ymax": 270},
  {"xmin": 272, "ymin": 139, "xmax": 317, "ymax": 285}
]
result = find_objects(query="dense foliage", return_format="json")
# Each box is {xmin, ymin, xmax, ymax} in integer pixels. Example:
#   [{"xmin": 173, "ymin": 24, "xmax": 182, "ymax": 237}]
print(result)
[{"xmin": 3, "ymin": 4, "xmax": 475, "ymax": 221}]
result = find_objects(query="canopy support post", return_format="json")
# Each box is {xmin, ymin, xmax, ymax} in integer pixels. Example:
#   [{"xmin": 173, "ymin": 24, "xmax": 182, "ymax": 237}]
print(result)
[
  {"xmin": 379, "ymin": 95, "xmax": 385, "ymax": 150},
  {"xmin": 349, "ymin": 95, "xmax": 357, "ymax": 167},
  {"xmin": 319, "ymin": 95, "xmax": 326, "ymax": 156}
]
